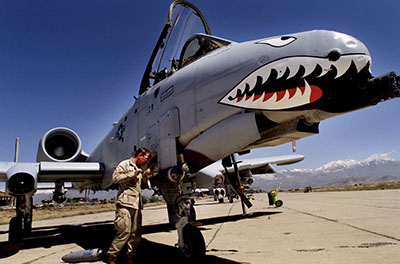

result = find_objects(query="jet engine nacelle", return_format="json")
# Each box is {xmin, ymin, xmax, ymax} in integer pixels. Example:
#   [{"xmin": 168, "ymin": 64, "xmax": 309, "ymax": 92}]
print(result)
[{"xmin": 36, "ymin": 127, "xmax": 85, "ymax": 162}]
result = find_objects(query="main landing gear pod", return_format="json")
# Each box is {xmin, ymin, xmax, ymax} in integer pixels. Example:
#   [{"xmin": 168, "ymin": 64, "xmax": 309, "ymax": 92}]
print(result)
[
  {"xmin": 8, "ymin": 195, "xmax": 33, "ymax": 242},
  {"xmin": 6, "ymin": 163, "xmax": 39, "ymax": 241}
]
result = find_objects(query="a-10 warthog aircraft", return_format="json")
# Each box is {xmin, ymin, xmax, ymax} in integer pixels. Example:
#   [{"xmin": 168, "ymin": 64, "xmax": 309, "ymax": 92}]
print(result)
[{"xmin": 1, "ymin": 0, "xmax": 400, "ymax": 259}]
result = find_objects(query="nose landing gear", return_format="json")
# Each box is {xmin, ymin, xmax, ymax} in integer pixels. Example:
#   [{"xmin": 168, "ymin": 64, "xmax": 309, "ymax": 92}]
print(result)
[
  {"xmin": 176, "ymin": 215, "xmax": 206, "ymax": 259},
  {"xmin": 175, "ymin": 197, "xmax": 205, "ymax": 259}
]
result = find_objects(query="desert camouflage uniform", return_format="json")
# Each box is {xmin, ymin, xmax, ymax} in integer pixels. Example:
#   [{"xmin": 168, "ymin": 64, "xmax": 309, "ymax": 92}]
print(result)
[{"xmin": 107, "ymin": 158, "xmax": 148, "ymax": 263}]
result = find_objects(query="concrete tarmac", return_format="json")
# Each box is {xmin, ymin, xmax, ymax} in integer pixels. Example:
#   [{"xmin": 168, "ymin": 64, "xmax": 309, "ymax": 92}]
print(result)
[{"xmin": 1, "ymin": 189, "xmax": 399, "ymax": 263}]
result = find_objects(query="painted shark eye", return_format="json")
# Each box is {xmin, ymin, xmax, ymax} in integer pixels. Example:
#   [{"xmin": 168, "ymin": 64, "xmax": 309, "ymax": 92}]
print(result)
[{"xmin": 257, "ymin": 36, "xmax": 297, "ymax": 47}]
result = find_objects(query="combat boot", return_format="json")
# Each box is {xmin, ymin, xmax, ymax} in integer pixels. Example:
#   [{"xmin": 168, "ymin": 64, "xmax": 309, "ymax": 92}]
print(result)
[
  {"xmin": 127, "ymin": 254, "xmax": 136, "ymax": 264},
  {"xmin": 107, "ymin": 253, "xmax": 117, "ymax": 264}
]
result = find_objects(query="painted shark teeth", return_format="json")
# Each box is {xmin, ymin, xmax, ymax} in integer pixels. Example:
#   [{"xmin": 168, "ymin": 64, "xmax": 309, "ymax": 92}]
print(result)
[
  {"xmin": 234, "ymin": 79, "xmax": 322, "ymax": 110},
  {"xmin": 219, "ymin": 54, "xmax": 371, "ymax": 110}
]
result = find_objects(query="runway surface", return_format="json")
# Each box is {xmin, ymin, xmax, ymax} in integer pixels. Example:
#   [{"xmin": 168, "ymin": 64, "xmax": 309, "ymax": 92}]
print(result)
[{"xmin": 1, "ymin": 189, "xmax": 399, "ymax": 263}]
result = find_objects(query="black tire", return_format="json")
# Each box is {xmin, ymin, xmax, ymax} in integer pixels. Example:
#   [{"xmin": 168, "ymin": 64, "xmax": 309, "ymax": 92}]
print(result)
[
  {"xmin": 190, "ymin": 206, "xmax": 196, "ymax": 222},
  {"xmin": 9, "ymin": 217, "xmax": 23, "ymax": 242},
  {"xmin": 218, "ymin": 198, "xmax": 224, "ymax": 203},
  {"xmin": 275, "ymin": 200, "xmax": 283, "ymax": 207},
  {"xmin": 182, "ymin": 225, "xmax": 206, "ymax": 260}
]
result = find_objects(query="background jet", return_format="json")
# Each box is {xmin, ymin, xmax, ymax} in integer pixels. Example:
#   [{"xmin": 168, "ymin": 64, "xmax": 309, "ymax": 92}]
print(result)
[{"xmin": 197, "ymin": 154, "xmax": 304, "ymax": 203}]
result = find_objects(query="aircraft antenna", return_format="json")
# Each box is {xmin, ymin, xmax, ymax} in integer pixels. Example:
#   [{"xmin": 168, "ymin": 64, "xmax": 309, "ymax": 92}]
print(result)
[{"xmin": 14, "ymin": 137, "xmax": 20, "ymax": 162}]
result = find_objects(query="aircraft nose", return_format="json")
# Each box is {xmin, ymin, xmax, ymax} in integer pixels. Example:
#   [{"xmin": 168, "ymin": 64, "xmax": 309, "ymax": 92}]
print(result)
[
  {"xmin": 327, "ymin": 31, "xmax": 370, "ymax": 58},
  {"xmin": 219, "ymin": 30, "xmax": 372, "ymax": 111},
  {"xmin": 335, "ymin": 32, "xmax": 359, "ymax": 47},
  {"xmin": 327, "ymin": 49, "xmax": 341, "ymax": 62}
]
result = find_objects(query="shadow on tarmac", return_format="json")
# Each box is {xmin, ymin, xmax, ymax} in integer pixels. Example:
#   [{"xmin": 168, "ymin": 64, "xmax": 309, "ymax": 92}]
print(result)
[{"xmin": 0, "ymin": 211, "xmax": 280, "ymax": 263}]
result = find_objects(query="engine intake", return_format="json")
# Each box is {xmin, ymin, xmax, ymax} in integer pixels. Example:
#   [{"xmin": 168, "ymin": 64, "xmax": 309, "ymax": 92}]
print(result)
[{"xmin": 37, "ymin": 127, "xmax": 83, "ymax": 162}]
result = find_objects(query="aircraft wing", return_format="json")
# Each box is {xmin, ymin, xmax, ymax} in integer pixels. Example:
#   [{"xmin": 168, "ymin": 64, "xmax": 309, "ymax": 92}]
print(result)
[
  {"xmin": 222, "ymin": 154, "xmax": 304, "ymax": 175},
  {"xmin": 195, "ymin": 154, "xmax": 304, "ymax": 188},
  {"xmin": 0, "ymin": 161, "xmax": 104, "ymax": 195}
]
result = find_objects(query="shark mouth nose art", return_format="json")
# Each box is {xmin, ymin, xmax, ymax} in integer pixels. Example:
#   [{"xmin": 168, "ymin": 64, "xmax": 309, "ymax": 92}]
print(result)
[{"xmin": 219, "ymin": 54, "xmax": 371, "ymax": 110}]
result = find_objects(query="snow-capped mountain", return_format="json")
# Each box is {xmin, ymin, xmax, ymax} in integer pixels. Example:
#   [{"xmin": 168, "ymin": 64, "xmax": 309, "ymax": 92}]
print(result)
[
  {"xmin": 253, "ymin": 153, "xmax": 400, "ymax": 190},
  {"xmin": 30, "ymin": 153, "xmax": 400, "ymax": 203}
]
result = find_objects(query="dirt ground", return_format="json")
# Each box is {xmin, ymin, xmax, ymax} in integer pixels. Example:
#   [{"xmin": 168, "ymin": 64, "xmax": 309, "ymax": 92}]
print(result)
[
  {"xmin": 0, "ymin": 200, "xmax": 168, "ymax": 225},
  {"xmin": 2, "ymin": 182, "xmax": 399, "ymax": 225},
  {"xmin": 0, "ymin": 203, "xmax": 116, "ymax": 225}
]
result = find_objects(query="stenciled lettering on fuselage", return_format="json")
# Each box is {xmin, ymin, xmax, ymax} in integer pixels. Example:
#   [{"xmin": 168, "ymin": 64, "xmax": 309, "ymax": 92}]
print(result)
[{"xmin": 161, "ymin": 85, "xmax": 174, "ymax": 102}]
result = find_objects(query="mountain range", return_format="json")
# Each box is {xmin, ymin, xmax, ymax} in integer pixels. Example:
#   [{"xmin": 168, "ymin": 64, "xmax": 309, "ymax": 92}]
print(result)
[
  {"xmin": 32, "ymin": 153, "xmax": 400, "ymax": 203},
  {"xmin": 252, "ymin": 153, "xmax": 400, "ymax": 190}
]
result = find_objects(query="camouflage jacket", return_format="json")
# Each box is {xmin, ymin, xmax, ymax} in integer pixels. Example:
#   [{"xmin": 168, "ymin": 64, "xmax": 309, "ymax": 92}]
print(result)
[{"xmin": 112, "ymin": 158, "xmax": 148, "ymax": 210}]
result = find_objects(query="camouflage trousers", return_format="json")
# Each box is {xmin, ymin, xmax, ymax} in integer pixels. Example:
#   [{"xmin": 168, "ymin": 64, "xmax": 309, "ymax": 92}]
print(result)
[{"xmin": 107, "ymin": 205, "xmax": 142, "ymax": 262}]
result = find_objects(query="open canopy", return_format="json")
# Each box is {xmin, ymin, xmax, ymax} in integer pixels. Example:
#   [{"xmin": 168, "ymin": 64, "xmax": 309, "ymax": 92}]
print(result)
[{"xmin": 139, "ymin": 0, "xmax": 211, "ymax": 94}]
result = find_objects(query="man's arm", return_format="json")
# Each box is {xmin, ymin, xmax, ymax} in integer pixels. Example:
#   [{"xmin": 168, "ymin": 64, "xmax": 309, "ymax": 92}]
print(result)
[{"xmin": 112, "ymin": 160, "xmax": 141, "ymax": 184}]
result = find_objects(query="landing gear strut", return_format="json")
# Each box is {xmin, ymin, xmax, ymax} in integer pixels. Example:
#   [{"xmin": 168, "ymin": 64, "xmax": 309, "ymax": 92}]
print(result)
[
  {"xmin": 153, "ymin": 166, "xmax": 205, "ymax": 259},
  {"xmin": 222, "ymin": 154, "xmax": 252, "ymax": 215},
  {"xmin": 161, "ymin": 186, "xmax": 205, "ymax": 259},
  {"xmin": 9, "ymin": 195, "xmax": 33, "ymax": 241}
]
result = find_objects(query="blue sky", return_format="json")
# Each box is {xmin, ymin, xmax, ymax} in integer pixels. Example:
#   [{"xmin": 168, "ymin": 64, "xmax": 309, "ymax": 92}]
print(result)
[{"xmin": 1, "ymin": 0, "xmax": 400, "ymax": 176}]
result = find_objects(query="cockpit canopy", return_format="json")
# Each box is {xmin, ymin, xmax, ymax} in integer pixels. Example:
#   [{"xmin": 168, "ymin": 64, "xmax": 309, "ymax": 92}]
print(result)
[
  {"xmin": 139, "ymin": 0, "xmax": 230, "ymax": 94},
  {"xmin": 180, "ymin": 34, "xmax": 230, "ymax": 68}
]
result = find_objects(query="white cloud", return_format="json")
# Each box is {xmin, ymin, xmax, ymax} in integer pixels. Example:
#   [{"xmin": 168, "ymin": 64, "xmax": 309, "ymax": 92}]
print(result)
[{"xmin": 365, "ymin": 152, "xmax": 395, "ymax": 162}]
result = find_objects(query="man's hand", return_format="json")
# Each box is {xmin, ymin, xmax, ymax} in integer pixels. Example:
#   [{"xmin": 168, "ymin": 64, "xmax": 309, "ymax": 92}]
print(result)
[
  {"xmin": 135, "ymin": 168, "xmax": 143, "ymax": 176},
  {"xmin": 143, "ymin": 168, "xmax": 153, "ymax": 177}
]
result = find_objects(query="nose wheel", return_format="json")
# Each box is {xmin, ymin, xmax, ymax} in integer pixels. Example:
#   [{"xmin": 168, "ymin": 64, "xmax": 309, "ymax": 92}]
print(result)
[
  {"xmin": 176, "ymin": 216, "xmax": 205, "ymax": 259},
  {"xmin": 182, "ymin": 224, "xmax": 206, "ymax": 259}
]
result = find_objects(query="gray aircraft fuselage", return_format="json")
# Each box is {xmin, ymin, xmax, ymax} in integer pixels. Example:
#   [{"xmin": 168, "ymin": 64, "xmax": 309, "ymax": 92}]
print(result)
[{"xmin": 86, "ymin": 29, "xmax": 396, "ymax": 189}]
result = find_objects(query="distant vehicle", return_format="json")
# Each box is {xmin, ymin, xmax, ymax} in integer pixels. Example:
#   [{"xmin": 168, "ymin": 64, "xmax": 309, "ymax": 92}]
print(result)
[{"xmin": 268, "ymin": 184, "xmax": 283, "ymax": 207}]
